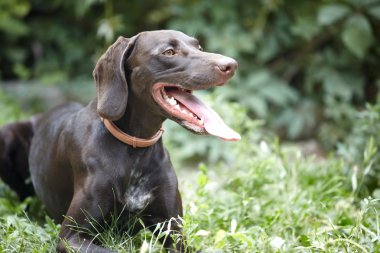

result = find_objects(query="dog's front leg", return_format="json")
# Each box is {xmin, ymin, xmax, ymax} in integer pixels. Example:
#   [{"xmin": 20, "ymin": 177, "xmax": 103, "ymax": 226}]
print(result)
[
  {"xmin": 56, "ymin": 188, "xmax": 115, "ymax": 253},
  {"xmin": 141, "ymin": 187, "xmax": 187, "ymax": 253}
]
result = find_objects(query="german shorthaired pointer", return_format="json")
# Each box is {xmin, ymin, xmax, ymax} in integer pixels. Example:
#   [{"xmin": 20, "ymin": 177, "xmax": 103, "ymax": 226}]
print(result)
[{"xmin": 0, "ymin": 30, "xmax": 239, "ymax": 252}]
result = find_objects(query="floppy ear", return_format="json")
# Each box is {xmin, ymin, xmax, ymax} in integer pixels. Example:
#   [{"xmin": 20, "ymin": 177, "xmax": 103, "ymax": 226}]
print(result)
[{"xmin": 93, "ymin": 36, "xmax": 136, "ymax": 120}]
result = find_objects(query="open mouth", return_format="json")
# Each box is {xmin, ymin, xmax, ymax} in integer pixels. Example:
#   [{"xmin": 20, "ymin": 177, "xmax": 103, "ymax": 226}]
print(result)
[{"xmin": 152, "ymin": 83, "xmax": 241, "ymax": 141}]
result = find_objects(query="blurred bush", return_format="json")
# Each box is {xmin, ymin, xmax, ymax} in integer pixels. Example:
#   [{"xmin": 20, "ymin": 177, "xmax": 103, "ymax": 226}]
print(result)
[
  {"xmin": 337, "ymin": 97, "xmax": 380, "ymax": 196},
  {"xmin": 0, "ymin": 89, "xmax": 27, "ymax": 124},
  {"xmin": 1, "ymin": 0, "xmax": 380, "ymax": 147}
]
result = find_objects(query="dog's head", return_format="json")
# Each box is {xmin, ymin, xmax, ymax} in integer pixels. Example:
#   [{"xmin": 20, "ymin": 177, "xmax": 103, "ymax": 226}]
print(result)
[{"xmin": 93, "ymin": 30, "xmax": 240, "ymax": 141}]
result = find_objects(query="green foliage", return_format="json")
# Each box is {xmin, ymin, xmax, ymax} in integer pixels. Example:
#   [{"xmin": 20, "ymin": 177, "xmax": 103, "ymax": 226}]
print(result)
[
  {"xmin": 317, "ymin": 3, "xmax": 350, "ymax": 25},
  {"xmin": 0, "ymin": 0, "xmax": 31, "ymax": 79},
  {"xmin": 338, "ymin": 100, "xmax": 380, "ymax": 196},
  {"xmin": 0, "ymin": 214, "xmax": 58, "ymax": 252},
  {"xmin": 342, "ymin": 14, "xmax": 374, "ymax": 59},
  {"xmin": 179, "ymin": 148, "xmax": 380, "ymax": 252},
  {"xmin": 0, "ymin": 183, "xmax": 58, "ymax": 252},
  {"xmin": 0, "ymin": 89, "xmax": 28, "ymax": 125},
  {"xmin": 163, "ymin": 0, "xmax": 380, "ymax": 141}
]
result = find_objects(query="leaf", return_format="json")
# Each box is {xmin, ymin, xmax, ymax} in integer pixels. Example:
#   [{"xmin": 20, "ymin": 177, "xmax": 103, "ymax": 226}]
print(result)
[
  {"xmin": 318, "ymin": 4, "xmax": 350, "ymax": 25},
  {"xmin": 139, "ymin": 240, "xmax": 149, "ymax": 253},
  {"xmin": 195, "ymin": 230, "xmax": 210, "ymax": 236},
  {"xmin": 196, "ymin": 173, "xmax": 208, "ymax": 189},
  {"xmin": 351, "ymin": 167, "xmax": 358, "ymax": 191},
  {"xmin": 214, "ymin": 229, "xmax": 227, "ymax": 244},
  {"xmin": 246, "ymin": 96, "xmax": 268, "ymax": 117},
  {"xmin": 97, "ymin": 19, "xmax": 114, "ymax": 43},
  {"xmin": 342, "ymin": 15, "xmax": 374, "ymax": 58},
  {"xmin": 270, "ymin": 236, "xmax": 285, "ymax": 249},
  {"xmin": 373, "ymin": 189, "xmax": 380, "ymax": 199},
  {"xmin": 259, "ymin": 82, "xmax": 298, "ymax": 106},
  {"xmin": 323, "ymin": 70, "xmax": 352, "ymax": 101},
  {"xmin": 257, "ymin": 34, "xmax": 279, "ymax": 62},
  {"xmin": 231, "ymin": 232, "xmax": 253, "ymax": 247},
  {"xmin": 0, "ymin": 18, "xmax": 29, "ymax": 36},
  {"xmin": 12, "ymin": 0, "xmax": 30, "ymax": 17},
  {"xmin": 299, "ymin": 234, "xmax": 311, "ymax": 247},
  {"xmin": 364, "ymin": 136, "xmax": 377, "ymax": 164},
  {"xmin": 288, "ymin": 113, "xmax": 305, "ymax": 139},
  {"xmin": 368, "ymin": 5, "xmax": 380, "ymax": 20},
  {"xmin": 97, "ymin": 16, "xmax": 123, "ymax": 43},
  {"xmin": 291, "ymin": 17, "xmax": 320, "ymax": 40},
  {"xmin": 230, "ymin": 219, "xmax": 237, "ymax": 234}
]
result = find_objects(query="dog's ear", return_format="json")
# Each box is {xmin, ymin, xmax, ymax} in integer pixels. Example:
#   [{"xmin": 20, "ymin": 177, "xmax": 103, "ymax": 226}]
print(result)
[{"xmin": 93, "ymin": 36, "xmax": 136, "ymax": 120}]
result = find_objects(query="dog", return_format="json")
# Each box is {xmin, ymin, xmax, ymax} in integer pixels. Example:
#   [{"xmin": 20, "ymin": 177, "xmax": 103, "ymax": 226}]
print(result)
[{"xmin": 0, "ymin": 30, "xmax": 239, "ymax": 252}]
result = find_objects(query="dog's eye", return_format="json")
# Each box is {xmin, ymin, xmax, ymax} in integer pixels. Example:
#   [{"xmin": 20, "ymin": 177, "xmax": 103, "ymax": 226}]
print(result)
[
  {"xmin": 162, "ymin": 49, "xmax": 176, "ymax": 56},
  {"xmin": 198, "ymin": 45, "xmax": 203, "ymax": 51}
]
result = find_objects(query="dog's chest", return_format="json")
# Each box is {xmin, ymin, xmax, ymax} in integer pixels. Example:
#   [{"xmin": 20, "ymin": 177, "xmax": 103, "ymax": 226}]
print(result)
[{"xmin": 123, "ymin": 169, "xmax": 154, "ymax": 213}]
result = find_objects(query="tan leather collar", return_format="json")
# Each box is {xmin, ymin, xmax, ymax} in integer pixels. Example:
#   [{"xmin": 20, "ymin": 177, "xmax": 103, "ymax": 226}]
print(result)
[{"xmin": 101, "ymin": 118, "xmax": 164, "ymax": 148}]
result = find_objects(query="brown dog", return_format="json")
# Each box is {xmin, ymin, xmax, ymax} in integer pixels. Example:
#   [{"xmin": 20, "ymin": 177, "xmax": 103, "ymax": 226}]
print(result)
[{"xmin": 0, "ymin": 30, "xmax": 239, "ymax": 252}]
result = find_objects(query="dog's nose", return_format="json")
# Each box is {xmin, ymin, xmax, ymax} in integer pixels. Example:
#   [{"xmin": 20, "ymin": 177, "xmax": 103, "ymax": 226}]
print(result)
[{"xmin": 217, "ymin": 58, "xmax": 238, "ymax": 76}]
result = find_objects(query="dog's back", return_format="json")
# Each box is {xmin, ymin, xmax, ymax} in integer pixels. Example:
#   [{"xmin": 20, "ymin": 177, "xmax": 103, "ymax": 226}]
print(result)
[
  {"xmin": 0, "ymin": 103, "xmax": 81, "ymax": 202},
  {"xmin": 29, "ymin": 102, "xmax": 84, "ymax": 221},
  {"xmin": 0, "ymin": 119, "xmax": 36, "ymax": 200}
]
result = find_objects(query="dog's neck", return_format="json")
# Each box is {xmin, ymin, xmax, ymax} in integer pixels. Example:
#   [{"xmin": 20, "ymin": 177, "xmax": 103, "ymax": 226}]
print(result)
[{"xmin": 114, "ymin": 97, "xmax": 166, "ymax": 140}]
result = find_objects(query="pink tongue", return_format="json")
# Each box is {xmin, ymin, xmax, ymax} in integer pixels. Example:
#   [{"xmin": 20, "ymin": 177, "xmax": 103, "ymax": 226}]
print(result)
[{"xmin": 167, "ymin": 90, "xmax": 241, "ymax": 141}]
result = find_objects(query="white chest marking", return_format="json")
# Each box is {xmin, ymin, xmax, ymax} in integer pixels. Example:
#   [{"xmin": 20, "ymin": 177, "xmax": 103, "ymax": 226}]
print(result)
[{"xmin": 124, "ymin": 170, "xmax": 154, "ymax": 212}]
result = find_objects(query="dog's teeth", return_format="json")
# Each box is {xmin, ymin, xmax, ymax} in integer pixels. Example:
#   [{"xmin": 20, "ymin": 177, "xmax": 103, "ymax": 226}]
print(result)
[
  {"xmin": 168, "ymin": 97, "xmax": 177, "ymax": 106},
  {"xmin": 175, "ymin": 104, "xmax": 180, "ymax": 110},
  {"xmin": 199, "ymin": 117, "xmax": 204, "ymax": 125}
]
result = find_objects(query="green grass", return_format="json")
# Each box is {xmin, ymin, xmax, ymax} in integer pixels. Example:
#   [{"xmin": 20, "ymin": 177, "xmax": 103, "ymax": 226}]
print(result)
[
  {"xmin": 178, "ymin": 145, "xmax": 380, "ymax": 253},
  {"xmin": 0, "ymin": 90, "xmax": 379, "ymax": 252},
  {"xmin": 1, "ymin": 134, "xmax": 379, "ymax": 252}
]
